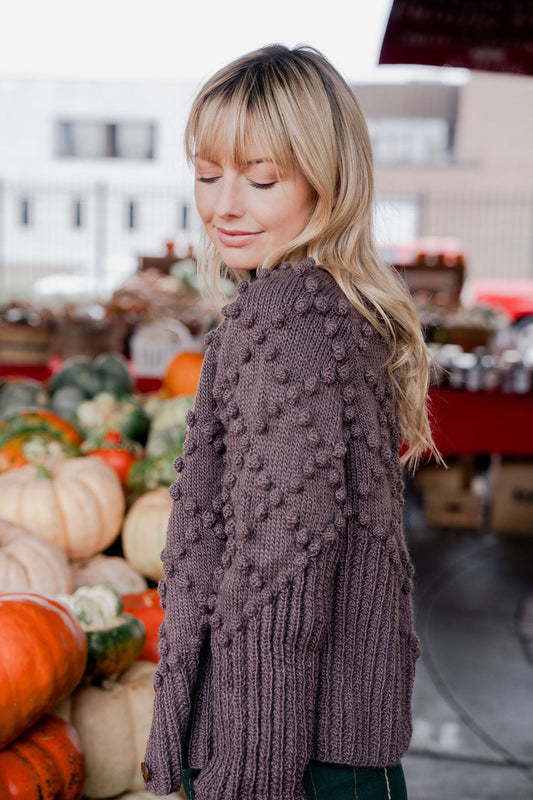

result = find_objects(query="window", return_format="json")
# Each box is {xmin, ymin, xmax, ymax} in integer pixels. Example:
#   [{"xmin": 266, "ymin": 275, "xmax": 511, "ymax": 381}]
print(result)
[
  {"xmin": 20, "ymin": 198, "xmax": 31, "ymax": 226},
  {"xmin": 374, "ymin": 195, "xmax": 419, "ymax": 249},
  {"xmin": 181, "ymin": 203, "xmax": 189, "ymax": 231},
  {"xmin": 56, "ymin": 121, "xmax": 156, "ymax": 159},
  {"xmin": 126, "ymin": 200, "xmax": 137, "ymax": 230},
  {"xmin": 368, "ymin": 118, "xmax": 453, "ymax": 166},
  {"xmin": 72, "ymin": 198, "xmax": 83, "ymax": 228}
]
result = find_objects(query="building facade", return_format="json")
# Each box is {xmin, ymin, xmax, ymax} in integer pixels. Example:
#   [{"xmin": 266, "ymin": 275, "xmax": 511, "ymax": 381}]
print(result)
[{"xmin": 0, "ymin": 70, "xmax": 531, "ymax": 299}]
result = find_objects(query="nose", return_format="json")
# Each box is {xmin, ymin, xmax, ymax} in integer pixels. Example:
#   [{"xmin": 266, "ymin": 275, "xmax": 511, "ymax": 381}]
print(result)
[{"xmin": 214, "ymin": 172, "xmax": 243, "ymax": 219}]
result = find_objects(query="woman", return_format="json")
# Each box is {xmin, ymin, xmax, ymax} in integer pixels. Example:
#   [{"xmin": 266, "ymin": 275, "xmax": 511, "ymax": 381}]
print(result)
[{"xmin": 142, "ymin": 43, "xmax": 444, "ymax": 800}]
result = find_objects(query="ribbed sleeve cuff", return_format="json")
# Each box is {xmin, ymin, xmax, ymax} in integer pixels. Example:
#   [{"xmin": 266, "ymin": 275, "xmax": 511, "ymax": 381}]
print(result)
[
  {"xmin": 192, "ymin": 573, "xmax": 326, "ymax": 800},
  {"xmin": 143, "ymin": 659, "xmax": 194, "ymax": 794}
]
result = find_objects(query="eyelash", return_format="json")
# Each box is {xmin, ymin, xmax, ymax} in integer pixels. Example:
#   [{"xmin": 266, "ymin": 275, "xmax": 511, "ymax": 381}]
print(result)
[{"xmin": 196, "ymin": 177, "xmax": 276, "ymax": 190}]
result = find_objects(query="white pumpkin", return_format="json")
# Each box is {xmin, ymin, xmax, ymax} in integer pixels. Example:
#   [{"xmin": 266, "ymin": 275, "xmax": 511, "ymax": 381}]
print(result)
[
  {"xmin": 53, "ymin": 661, "xmax": 158, "ymax": 798},
  {"xmin": 72, "ymin": 554, "xmax": 148, "ymax": 594},
  {"xmin": 0, "ymin": 517, "xmax": 72, "ymax": 593},
  {"xmin": 0, "ymin": 456, "xmax": 125, "ymax": 560},
  {"xmin": 122, "ymin": 488, "xmax": 172, "ymax": 582}
]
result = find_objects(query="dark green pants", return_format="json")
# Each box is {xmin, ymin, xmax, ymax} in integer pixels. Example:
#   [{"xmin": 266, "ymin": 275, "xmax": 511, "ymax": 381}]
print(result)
[{"xmin": 182, "ymin": 760, "xmax": 408, "ymax": 799}]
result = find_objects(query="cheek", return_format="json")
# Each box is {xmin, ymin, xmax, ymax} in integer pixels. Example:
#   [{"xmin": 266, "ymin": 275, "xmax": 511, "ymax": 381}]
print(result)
[{"xmin": 194, "ymin": 185, "xmax": 212, "ymax": 224}]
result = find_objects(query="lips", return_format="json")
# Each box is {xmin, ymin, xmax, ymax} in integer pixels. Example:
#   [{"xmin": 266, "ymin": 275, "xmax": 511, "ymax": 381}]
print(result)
[{"xmin": 216, "ymin": 227, "xmax": 262, "ymax": 247}]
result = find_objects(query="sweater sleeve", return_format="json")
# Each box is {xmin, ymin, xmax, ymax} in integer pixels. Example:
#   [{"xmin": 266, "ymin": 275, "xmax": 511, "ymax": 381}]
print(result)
[
  {"xmin": 191, "ymin": 288, "xmax": 351, "ymax": 800},
  {"xmin": 142, "ymin": 327, "xmax": 228, "ymax": 794}
]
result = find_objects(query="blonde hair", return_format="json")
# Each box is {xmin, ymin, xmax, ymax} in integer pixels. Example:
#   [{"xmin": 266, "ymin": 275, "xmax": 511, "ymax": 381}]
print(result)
[{"xmin": 185, "ymin": 44, "xmax": 445, "ymax": 475}]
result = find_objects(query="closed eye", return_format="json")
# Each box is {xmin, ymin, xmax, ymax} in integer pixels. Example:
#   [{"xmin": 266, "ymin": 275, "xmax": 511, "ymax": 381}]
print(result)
[
  {"xmin": 196, "ymin": 176, "xmax": 219, "ymax": 184},
  {"xmin": 249, "ymin": 180, "xmax": 277, "ymax": 190}
]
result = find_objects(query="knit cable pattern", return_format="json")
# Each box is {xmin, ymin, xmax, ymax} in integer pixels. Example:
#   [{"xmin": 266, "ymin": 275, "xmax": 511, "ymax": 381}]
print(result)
[{"xmin": 143, "ymin": 258, "xmax": 421, "ymax": 799}]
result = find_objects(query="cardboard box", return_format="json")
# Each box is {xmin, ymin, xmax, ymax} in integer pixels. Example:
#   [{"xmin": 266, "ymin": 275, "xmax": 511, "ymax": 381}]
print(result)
[
  {"xmin": 489, "ymin": 457, "xmax": 533, "ymax": 535},
  {"xmin": 414, "ymin": 457, "xmax": 475, "ymax": 493},
  {"xmin": 423, "ymin": 488, "xmax": 483, "ymax": 529}
]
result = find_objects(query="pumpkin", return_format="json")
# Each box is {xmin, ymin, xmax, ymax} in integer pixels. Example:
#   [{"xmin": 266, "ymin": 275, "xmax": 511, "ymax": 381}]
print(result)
[
  {"xmin": 0, "ymin": 714, "xmax": 85, "ymax": 800},
  {"xmin": 57, "ymin": 585, "xmax": 146, "ymax": 678},
  {"xmin": 0, "ymin": 593, "xmax": 87, "ymax": 749},
  {"xmin": 162, "ymin": 351, "xmax": 204, "ymax": 397},
  {"xmin": 0, "ymin": 456, "xmax": 125, "ymax": 560},
  {"xmin": 0, "ymin": 518, "xmax": 72, "ymax": 594},
  {"xmin": 0, "ymin": 377, "xmax": 49, "ymax": 419},
  {"xmin": 49, "ymin": 354, "xmax": 133, "ymax": 400},
  {"xmin": 72, "ymin": 554, "xmax": 147, "ymax": 594},
  {"xmin": 122, "ymin": 589, "xmax": 163, "ymax": 663},
  {"xmin": 122, "ymin": 488, "xmax": 172, "ymax": 582},
  {"xmin": 53, "ymin": 661, "xmax": 157, "ymax": 799},
  {"xmin": 50, "ymin": 385, "xmax": 86, "ymax": 421}
]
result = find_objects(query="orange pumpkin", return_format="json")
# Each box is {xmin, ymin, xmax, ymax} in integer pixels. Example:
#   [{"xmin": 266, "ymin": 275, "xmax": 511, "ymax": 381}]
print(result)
[
  {"xmin": 0, "ymin": 593, "xmax": 88, "ymax": 749},
  {"xmin": 161, "ymin": 351, "xmax": 204, "ymax": 397},
  {"xmin": 122, "ymin": 589, "xmax": 163, "ymax": 663},
  {"xmin": 0, "ymin": 714, "xmax": 85, "ymax": 800}
]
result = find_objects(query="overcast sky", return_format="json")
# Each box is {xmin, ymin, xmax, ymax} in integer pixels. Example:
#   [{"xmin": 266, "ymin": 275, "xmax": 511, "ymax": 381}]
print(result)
[{"xmin": 0, "ymin": 0, "xmax": 463, "ymax": 86}]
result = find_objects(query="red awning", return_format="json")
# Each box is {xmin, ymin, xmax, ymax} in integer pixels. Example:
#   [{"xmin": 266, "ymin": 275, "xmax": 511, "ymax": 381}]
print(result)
[{"xmin": 379, "ymin": 0, "xmax": 533, "ymax": 76}]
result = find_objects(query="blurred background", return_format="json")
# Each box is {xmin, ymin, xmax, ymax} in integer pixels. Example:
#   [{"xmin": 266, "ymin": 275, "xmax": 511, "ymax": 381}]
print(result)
[{"xmin": 0, "ymin": 2, "xmax": 533, "ymax": 798}]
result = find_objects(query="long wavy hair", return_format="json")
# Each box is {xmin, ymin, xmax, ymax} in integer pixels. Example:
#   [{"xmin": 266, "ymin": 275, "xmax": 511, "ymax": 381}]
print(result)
[{"xmin": 184, "ymin": 44, "xmax": 445, "ymax": 475}]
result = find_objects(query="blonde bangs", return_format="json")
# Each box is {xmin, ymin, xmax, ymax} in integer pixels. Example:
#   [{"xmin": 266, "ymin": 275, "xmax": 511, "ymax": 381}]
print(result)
[{"xmin": 186, "ymin": 86, "xmax": 296, "ymax": 179}]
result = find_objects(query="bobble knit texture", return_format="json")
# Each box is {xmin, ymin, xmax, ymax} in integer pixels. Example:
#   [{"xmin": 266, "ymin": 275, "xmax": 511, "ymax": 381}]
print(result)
[{"xmin": 143, "ymin": 258, "xmax": 421, "ymax": 800}]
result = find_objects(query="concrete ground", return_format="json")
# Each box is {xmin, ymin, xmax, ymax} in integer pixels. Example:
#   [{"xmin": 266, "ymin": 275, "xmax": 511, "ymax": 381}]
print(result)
[{"xmin": 402, "ymin": 477, "xmax": 533, "ymax": 800}]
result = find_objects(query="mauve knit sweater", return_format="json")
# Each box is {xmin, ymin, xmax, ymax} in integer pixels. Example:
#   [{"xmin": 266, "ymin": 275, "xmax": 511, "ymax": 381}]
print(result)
[{"xmin": 142, "ymin": 257, "xmax": 421, "ymax": 800}]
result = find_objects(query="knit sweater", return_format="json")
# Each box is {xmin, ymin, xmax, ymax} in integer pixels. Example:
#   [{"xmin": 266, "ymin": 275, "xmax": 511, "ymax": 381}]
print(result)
[{"xmin": 142, "ymin": 257, "xmax": 421, "ymax": 800}]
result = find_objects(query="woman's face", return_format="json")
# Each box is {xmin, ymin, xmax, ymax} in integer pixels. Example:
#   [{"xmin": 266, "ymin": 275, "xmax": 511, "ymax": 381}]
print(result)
[{"xmin": 194, "ymin": 144, "xmax": 314, "ymax": 272}]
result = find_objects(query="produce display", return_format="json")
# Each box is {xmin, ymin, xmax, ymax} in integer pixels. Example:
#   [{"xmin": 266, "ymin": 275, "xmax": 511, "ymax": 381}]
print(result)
[
  {"xmin": 71, "ymin": 554, "xmax": 147, "ymax": 594},
  {"xmin": 57, "ymin": 585, "xmax": 146, "ymax": 678},
  {"xmin": 0, "ymin": 714, "xmax": 85, "ymax": 800},
  {"xmin": 0, "ymin": 593, "xmax": 87, "ymax": 749},
  {"xmin": 52, "ymin": 661, "xmax": 159, "ymax": 799},
  {"xmin": 0, "ymin": 346, "xmax": 200, "ymax": 797},
  {"xmin": 122, "ymin": 488, "xmax": 173, "ymax": 582},
  {"xmin": 0, "ymin": 457, "xmax": 125, "ymax": 560},
  {"xmin": 0, "ymin": 520, "xmax": 72, "ymax": 594},
  {"xmin": 122, "ymin": 589, "xmax": 163, "ymax": 664}
]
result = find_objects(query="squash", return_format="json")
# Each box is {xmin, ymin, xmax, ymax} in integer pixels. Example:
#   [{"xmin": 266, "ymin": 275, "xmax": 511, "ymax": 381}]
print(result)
[
  {"xmin": 0, "ymin": 714, "xmax": 85, "ymax": 800},
  {"xmin": 144, "ymin": 395, "xmax": 193, "ymax": 459},
  {"xmin": 0, "ymin": 518, "xmax": 72, "ymax": 594},
  {"xmin": 0, "ymin": 592, "xmax": 87, "ymax": 749},
  {"xmin": 162, "ymin": 351, "xmax": 204, "ymax": 397},
  {"xmin": 57, "ymin": 585, "xmax": 146, "ymax": 678},
  {"xmin": 122, "ymin": 589, "xmax": 163, "ymax": 664},
  {"xmin": 82, "ymin": 429, "xmax": 143, "ymax": 487},
  {"xmin": 50, "ymin": 385, "xmax": 86, "ymax": 422},
  {"xmin": 53, "ymin": 661, "xmax": 157, "ymax": 799},
  {"xmin": 122, "ymin": 488, "xmax": 172, "ymax": 582},
  {"xmin": 0, "ymin": 456, "xmax": 125, "ymax": 560},
  {"xmin": 76, "ymin": 393, "xmax": 150, "ymax": 445},
  {"xmin": 126, "ymin": 451, "xmax": 178, "ymax": 494},
  {"xmin": 0, "ymin": 431, "xmax": 80, "ymax": 472},
  {"xmin": 72, "ymin": 554, "xmax": 147, "ymax": 594},
  {"xmin": 0, "ymin": 377, "xmax": 49, "ymax": 419},
  {"xmin": 0, "ymin": 409, "xmax": 83, "ymax": 447},
  {"xmin": 50, "ymin": 354, "xmax": 133, "ymax": 400}
]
